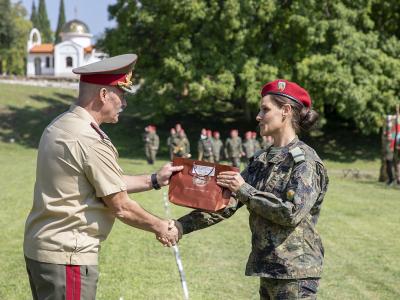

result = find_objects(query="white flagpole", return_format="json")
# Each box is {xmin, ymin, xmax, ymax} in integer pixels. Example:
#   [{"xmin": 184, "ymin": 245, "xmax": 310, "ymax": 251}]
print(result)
[{"xmin": 163, "ymin": 191, "xmax": 189, "ymax": 300}]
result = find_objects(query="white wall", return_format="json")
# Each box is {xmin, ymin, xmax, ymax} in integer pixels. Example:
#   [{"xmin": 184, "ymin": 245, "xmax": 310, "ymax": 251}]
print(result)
[
  {"xmin": 54, "ymin": 42, "xmax": 82, "ymax": 77},
  {"xmin": 61, "ymin": 33, "xmax": 92, "ymax": 48},
  {"xmin": 27, "ymin": 54, "xmax": 54, "ymax": 76}
]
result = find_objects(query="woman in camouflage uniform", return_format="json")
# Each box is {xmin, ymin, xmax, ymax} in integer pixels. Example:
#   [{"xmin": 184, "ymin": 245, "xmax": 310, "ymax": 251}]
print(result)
[{"xmin": 176, "ymin": 79, "xmax": 328, "ymax": 299}]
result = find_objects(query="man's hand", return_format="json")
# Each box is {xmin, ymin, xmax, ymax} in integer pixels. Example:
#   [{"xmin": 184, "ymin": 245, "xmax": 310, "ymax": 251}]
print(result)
[
  {"xmin": 155, "ymin": 219, "xmax": 181, "ymax": 247},
  {"xmin": 156, "ymin": 163, "xmax": 184, "ymax": 187},
  {"xmin": 217, "ymin": 171, "xmax": 245, "ymax": 193}
]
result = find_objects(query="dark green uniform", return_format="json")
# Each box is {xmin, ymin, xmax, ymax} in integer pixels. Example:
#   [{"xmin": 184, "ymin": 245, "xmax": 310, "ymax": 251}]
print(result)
[
  {"xmin": 212, "ymin": 138, "xmax": 224, "ymax": 163},
  {"xmin": 178, "ymin": 137, "xmax": 329, "ymax": 299},
  {"xmin": 144, "ymin": 132, "xmax": 159, "ymax": 164},
  {"xmin": 225, "ymin": 137, "xmax": 243, "ymax": 167},
  {"xmin": 198, "ymin": 137, "xmax": 214, "ymax": 162}
]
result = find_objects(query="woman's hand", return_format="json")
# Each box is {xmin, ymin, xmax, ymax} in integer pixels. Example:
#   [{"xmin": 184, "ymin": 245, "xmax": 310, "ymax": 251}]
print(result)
[{"xmin": 217, "ymin": 171, "xmax": 245, "ymax": 193}]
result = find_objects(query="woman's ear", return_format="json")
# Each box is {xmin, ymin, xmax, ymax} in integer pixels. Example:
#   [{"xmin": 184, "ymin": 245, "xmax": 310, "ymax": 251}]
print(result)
[{"xmin": 282, "ymin": 104, "xmax": 292, "ymax": 117}]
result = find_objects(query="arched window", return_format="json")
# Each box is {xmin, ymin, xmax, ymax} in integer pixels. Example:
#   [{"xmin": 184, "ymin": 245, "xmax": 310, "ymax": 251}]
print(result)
[{"xmin": 66, "ymin": 56, "xmax": 73, "ymax": 67}]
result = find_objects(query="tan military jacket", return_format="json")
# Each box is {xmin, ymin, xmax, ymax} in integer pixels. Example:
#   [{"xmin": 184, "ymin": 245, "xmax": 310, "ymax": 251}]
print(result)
[{"xmin": 23, "ymin": 105, "xmax": 127, "ymax": 265}]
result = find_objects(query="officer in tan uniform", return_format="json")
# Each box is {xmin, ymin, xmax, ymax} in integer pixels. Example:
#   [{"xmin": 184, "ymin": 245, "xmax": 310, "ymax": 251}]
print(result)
[{"xmin": 23, "ymin": 54, "xmax": 182, "ymax": 300}]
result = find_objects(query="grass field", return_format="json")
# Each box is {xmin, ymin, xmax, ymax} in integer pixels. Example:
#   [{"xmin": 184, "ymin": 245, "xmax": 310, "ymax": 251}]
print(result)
[{"xmin": 0, "ymin": 83, "xmax": 399, "ymax": 299}]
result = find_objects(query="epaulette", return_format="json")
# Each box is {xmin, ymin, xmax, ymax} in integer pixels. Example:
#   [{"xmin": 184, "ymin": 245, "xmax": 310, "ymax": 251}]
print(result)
[{"xmin": 289, "ymin": 147, "xmax": 305, "ymax": 163}]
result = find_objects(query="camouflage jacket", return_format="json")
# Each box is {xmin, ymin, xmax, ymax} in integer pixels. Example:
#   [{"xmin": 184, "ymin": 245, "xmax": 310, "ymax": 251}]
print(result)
[
  {"xmin": 144, "ymin": 132, "xmax": 159, "ymax": 150},
  {"xmin": 211, "ymin": 138, "xmax": 224, "ymax": 158},
  {"xmin": 178, "ymin": 137, "xmax": 329, "ymax": 279},
  {"xmin": 243, "ymin": 139, "xmax": 256, "ymax": 158},
  {"xmin": 225, "ymin": 137, "xmax": 243, "ymax": 158},
  {"xmin": 253, "ymin": 139, "xmax": 261, "ymax": 152},
  {"xmin": 173, "ymin": 136, "xmax": 190, "ymax": 157},
  {"xmin": 198, "ymin": 137, "xmax": 214, "ymax": 158}
]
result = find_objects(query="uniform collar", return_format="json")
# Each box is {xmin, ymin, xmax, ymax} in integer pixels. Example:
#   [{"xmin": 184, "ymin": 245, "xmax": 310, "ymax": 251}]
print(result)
[
  {"xmin": 69, "ymin": 104, "xmax": 98, "ymax": 125},
  {"xmin": 268, "ymin": 136, "xmax": 299, "ymax": 163}
]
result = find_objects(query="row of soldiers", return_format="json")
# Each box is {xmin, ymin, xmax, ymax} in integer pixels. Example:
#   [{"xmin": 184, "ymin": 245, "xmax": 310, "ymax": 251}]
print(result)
[
  {"xmin": 144, "ymin": 123, "xmax": 274, "ymax": 167},
  {"xmin": 196, "ymin": 128, "xmax": 273, "ymax": 167}
]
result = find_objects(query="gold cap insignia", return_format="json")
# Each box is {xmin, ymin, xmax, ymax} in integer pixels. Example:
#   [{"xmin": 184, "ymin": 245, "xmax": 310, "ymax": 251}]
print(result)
[{"xmin": 117, "ymin": 71, "xmax": 133, "ymax": 89}]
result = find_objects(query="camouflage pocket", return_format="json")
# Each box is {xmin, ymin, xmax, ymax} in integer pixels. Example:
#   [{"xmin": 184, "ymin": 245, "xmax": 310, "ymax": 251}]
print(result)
[{"xmin": 299, "ymin": 278, "xmax": 319, "ymax": 297}]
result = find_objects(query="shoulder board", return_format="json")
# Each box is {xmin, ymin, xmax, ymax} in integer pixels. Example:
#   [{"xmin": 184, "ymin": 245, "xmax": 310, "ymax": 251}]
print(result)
[
  {"xmin": 253, "ymin": 149, "xmax": 265, "ymax": 160},
  {"xmin": 289, "ymin": 147, "xmax": 305, "ymax": 163},
  {"xmin": 90, "ymin": 122, "xmax": 110, "ymax": 140}
]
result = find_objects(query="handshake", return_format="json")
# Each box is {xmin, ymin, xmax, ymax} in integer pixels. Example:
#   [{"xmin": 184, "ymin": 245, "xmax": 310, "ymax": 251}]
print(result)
[{"xmin": 155, "ymin": 219, "xmax": 183, "ymax": 247}]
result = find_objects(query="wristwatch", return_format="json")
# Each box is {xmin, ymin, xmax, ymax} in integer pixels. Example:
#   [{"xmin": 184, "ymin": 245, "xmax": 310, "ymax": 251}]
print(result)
[{"xmin": 151, "ymin": 173, "xmax": 161, "ymax": 190}]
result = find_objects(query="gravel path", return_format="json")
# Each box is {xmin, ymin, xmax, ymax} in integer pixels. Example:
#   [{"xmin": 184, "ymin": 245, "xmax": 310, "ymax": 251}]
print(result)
[{"xmin": 0, "ymin": 77, "xmax": 78, "ymax": 90}]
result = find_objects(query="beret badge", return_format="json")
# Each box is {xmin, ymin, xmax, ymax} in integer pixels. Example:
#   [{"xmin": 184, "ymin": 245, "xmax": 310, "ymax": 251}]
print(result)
[{"xmin": 278, "ymin": 81, "xmax": 286, "ymax": 91}]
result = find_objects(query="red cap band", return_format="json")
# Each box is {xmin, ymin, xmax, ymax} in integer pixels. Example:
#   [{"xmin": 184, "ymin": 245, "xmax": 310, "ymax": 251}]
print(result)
[{"xmin": 80, "ymin": 74, "xmax": 127, "ymax": 86}]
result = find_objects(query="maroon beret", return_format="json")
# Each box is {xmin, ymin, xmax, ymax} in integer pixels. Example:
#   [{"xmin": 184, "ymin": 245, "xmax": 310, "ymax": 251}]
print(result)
[{"xmin": 261, "ymin": 79, "xmax": 311, "ymax": 108}]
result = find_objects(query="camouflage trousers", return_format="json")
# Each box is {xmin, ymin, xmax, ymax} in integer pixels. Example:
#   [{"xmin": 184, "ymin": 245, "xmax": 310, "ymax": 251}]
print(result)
[
  {"xmin": 259, "ymin": 278, "xmax": 319, "ymax": 300},
  {"xmin": 145, "ymin": 147, "xmax": 157, "ymax": 164}
]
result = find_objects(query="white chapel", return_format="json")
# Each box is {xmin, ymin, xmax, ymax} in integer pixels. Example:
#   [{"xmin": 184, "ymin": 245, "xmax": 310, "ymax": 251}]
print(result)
[{"xmin": 26, "ymin": 19, "xmax": 108, "ymax": 77}]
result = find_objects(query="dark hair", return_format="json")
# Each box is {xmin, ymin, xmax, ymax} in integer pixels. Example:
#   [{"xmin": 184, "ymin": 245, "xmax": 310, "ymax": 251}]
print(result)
[{"xmin": 270, "ymin": 95, "xmax": 319, "ymax": 132}]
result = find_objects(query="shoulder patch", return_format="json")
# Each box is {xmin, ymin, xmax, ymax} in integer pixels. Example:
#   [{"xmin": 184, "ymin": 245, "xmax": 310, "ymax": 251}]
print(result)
[{"xmin": 289, "ymin": 147, "xmax": 305, "ymax": 163}]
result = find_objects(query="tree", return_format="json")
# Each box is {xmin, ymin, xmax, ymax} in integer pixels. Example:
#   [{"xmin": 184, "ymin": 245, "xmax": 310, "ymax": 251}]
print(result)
[
  {"xmin": 0, "ymin": 0, "xmax": 15, "ymax": 74},
  {"xmin": 30, "ymin": 0, "xmax": 39, "ymax": 28},
  {"xmin": 37, "ymin": 0, "xmax": 52, "ymax": 43},
  {"xmin": 0, "ymin": 0, "xmax": 31, "ymax": 75},
  {"xmin": 54, "ymin": 0, "xmax": 65, "ymax": 43},
  {"xmin": 100, "ymin": 0, "xmax": 400, "ymax": 134}
]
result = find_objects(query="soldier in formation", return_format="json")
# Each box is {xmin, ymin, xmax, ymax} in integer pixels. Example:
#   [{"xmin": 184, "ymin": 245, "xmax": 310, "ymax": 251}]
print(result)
[
  {"xmin": 252, "ymin": 131, "xmax": 261, "ymax": 152},
  {"xmin": 144, "ymin": 125, "xmax": 159, "ymax": 164},
  {"xmin": 167, "ymin": 128, "xmax": 177, "ymax": 161},
  {"xmin": 225, "ymin": 129, "xmax": 243, "ymax": 168},
  {"xmin": 172, "ymin": 129, "xmax": 191, "ymax": 158},
  {"xmin": 242, "ymin": 131, "xmax": 256, "ymax": 165},
  {"xmin": 175, "ymin": 79, "xmax": 328, "ymax": 299},
  {"xmin": 212, "ymin": 131, "xmax": 224, "ymax": 163},
  {"xmin": 198, "ymin": 129, "xmax": 214, "ymax": 162}
]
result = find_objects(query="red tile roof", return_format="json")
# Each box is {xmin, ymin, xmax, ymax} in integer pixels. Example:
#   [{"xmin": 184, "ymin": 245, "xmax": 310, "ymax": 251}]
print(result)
[{"xmin": 29, "ymin": 44, "xmax": 54, "ymax": 53}]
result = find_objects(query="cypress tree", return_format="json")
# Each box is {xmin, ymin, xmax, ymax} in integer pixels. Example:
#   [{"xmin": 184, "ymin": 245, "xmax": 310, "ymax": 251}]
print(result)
[
  {"xmin": 54, "ymin": 0, "xmax": 65, "ymax": 43},
  {"xmin": 30, "ymin": 0, "xmax": 38, "ymax": 28},
  {"xmin": 37, "ymin": 0, "xmax": 52, "ymax": 42}
]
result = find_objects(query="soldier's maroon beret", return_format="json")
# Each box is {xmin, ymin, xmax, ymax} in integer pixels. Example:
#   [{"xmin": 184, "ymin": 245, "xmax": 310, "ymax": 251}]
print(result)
[{"xmin": 261, "ymin": 79, "xmax": 311, "ymax": 108}]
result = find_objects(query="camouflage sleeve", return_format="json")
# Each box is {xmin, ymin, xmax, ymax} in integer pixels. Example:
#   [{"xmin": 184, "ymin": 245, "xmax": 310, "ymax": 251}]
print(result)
[
  {"xmin": 236, "ymin": 161, "xmax": 322, "ymax": 227},
  {"xmin": 177, "ymin": 167, "xmax": 250, "ymax": 234},
  {"xmin": 177, "ymin": 197, "xmax": 244, "ymax": 234}
]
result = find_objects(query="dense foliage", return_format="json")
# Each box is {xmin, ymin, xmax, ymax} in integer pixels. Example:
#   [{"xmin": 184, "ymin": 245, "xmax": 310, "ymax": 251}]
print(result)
[
  {"xmin": 0, "ymin": 0, "xmax": 31, "ymax": 75},
  {"xmin": 100, "ymin": 0, "xmax": 400, "ymax": 134},
  {"xmin": 36, "ymin": 0, "xmax": 52, "ymax": 43}
]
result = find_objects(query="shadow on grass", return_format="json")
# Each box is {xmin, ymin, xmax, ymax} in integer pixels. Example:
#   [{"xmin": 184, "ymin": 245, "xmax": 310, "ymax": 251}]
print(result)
[{"xmin": 0, "ymin": 91, "xmax": 381, "ymax": 163}]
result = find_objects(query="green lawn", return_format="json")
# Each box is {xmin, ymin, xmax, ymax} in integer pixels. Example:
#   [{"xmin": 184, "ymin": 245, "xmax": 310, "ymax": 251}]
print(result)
[{"xmin": 0, "ymin": 83, "xmax": 399, "ymax": 299}]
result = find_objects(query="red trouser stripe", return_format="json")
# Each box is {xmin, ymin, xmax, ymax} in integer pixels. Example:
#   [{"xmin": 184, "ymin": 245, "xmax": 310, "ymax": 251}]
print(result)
[{"xmin": 66, "ymin": 265, "xmax": 81, "ymax": 300}]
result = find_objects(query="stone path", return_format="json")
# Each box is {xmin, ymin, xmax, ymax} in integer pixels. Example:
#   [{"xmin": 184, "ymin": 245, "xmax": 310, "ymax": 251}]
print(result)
[{"xmin": 0, "ymin": 77, "xmax": 78, "ymax": 90}]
